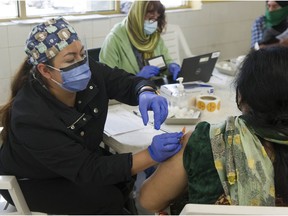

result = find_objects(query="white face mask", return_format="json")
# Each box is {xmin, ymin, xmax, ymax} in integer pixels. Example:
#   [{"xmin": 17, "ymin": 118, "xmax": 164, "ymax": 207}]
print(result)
[{"xmin": 144, "ymin": 20, "xmax": 158, "ymax": 35}]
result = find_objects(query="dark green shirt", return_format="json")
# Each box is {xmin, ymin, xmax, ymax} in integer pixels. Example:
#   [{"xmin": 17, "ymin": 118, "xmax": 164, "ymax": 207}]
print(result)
[{"xmin": 183, "ymin": 121, "xmax": 224, "ymax": 204}]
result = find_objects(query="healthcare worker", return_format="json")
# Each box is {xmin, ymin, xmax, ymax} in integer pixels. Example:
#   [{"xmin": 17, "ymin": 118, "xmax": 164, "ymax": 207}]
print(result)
[
  {"xmin": 99, "ymin": 0, "xmax": 181, "ymax": 83},
  {"xmin": 0, "ymin": 17, "xmax": 183, "ymax": 215}
]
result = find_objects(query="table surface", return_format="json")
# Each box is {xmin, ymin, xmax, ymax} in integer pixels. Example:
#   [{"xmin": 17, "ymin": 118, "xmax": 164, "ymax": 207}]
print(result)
[{"xmin": 103, "ymin": 70, "xmax": 242, "ymax": 154}]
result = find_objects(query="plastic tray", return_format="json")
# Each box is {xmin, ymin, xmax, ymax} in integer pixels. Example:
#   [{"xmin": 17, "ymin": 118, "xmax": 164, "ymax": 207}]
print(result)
[
  {"xmin": 215, "ymin": 61, "xmax": 237, "ymax": 76},
  {"xmin": 165, "ymin": 109, "xmax": 201, "ymax": 125}
]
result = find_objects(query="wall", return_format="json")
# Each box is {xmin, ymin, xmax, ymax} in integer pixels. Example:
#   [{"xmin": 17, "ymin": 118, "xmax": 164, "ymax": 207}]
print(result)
[{"xmin": 0, "ymin": 1, "xmax": 263, "ymax": 105}]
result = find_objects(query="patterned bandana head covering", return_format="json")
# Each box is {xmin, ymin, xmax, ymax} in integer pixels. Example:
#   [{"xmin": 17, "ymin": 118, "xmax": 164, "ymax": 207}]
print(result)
[
  {"xmin": 126, "ymin": 0, "xmax": 161, "ymax": 60},
  {"xmin": 25, "ymin": 17, "xmax": 79, "ymax": 66}
]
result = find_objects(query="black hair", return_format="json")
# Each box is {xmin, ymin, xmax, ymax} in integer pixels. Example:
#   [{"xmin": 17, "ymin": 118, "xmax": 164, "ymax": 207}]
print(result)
[
  {"xmin": 0, "ymin": 58, "xmax": 33, "ymax": 141},
  {"xmin": 0, "ymin": 58, "xmax": 54, "ymax": 142},
  {"xmin": 235, "ymin": 46, "xmax": 288, "ymax": 131},
  {"xmin": 234, "ymin": 46, "xmax": 288, "ymax": 203}
]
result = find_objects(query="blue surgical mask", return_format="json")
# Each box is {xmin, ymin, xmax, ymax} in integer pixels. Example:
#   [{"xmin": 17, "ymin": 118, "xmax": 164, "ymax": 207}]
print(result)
[
  {"xmin": 144, "ymin": 20, "xmax": 158, "ymax": 35},
  {"xmin": 48, "ymin": 57, "xmax": 91, "ymax": 92}
]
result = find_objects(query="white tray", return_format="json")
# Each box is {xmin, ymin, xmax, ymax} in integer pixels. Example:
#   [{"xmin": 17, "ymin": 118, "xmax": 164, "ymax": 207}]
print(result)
[
  {"xmin": 165, "ymin": 108, "xmax": 201, "ymax": 125},
  {"xmin": 215, "ymin": 61, "xmax": 237, "ymax": 76}
]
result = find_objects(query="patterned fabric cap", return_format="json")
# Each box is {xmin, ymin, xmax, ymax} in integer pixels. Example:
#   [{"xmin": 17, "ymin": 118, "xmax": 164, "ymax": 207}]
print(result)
[{"xmin": 25, "ymin": 17, "xmax": 79, "ymax": 65}]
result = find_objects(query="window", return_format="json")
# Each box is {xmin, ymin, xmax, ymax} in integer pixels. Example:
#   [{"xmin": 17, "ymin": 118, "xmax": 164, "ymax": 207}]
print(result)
[
  {"xmin": 0, "ymin": 1, "xmax": 18, "ymax": 19},
  {"xmin": 0, "ymin": 0, "xmax": 197, "ymax": 21},
  {"xmin": 120, "ymin": 0, "xmax": 189, "ymax": 13},
  {"xmin": 25, "ymin": 0, "xmax": 115, "ymax": 17},
  {"xmin": 161, "ymin": 0, "xmax": 189, "ymax": 8}
]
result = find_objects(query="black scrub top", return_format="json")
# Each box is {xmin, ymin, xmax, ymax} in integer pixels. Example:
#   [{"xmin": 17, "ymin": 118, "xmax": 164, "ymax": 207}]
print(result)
[{"xmin": 0, "ymin": 58, "xmax": 156, "ymax": 186}]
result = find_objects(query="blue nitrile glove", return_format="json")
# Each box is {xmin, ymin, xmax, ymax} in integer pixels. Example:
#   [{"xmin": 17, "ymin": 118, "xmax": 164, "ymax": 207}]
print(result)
[
  {"xmin": 137, "ymin": 65, "xmax": 160, "ymax": 79},
  {"xmin": 139, "ymin": 91, "xmax": 168, "ymax": 130},
  {"xmin": 169, "ymin": 63, "xmax": 181, "ymax": 81},
  {"xmin": 148, "ymin": 132, "xmax": 183, "ymax": 162}
]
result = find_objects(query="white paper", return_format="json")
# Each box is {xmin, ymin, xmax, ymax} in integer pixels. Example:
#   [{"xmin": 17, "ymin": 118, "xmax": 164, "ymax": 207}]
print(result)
[{"xmin": 104, "ymin": 106, "xmax": 146, "ymax": 137}]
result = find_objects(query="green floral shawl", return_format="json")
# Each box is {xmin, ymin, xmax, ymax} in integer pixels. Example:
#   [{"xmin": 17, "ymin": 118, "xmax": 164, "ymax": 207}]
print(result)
[{"xmin": 210, "ymin": 116, "xmax": 288, "ymax": 206}]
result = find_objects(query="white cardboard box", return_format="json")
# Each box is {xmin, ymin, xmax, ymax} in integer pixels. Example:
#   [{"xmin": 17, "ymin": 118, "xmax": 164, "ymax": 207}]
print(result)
[{"xmin": 160, "ymin": 81, "xmax": 214, "ymax": 107}]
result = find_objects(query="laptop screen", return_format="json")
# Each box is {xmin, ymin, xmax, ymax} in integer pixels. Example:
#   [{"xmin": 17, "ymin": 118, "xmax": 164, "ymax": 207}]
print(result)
[{"xmin": 178, "ymin": 51, "xmax": 220, "ymax": 83}]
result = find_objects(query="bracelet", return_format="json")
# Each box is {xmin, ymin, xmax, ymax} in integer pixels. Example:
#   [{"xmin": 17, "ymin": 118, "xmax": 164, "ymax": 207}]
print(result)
[{"xmin": 137, "ymin": 86, "xmax": 159, "ymax": 96}]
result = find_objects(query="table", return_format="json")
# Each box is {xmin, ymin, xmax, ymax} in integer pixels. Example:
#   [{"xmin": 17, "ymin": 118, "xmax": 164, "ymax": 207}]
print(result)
[{"xmin": 103, "ymin": 70, "xmax": 241, "ymax": 154}]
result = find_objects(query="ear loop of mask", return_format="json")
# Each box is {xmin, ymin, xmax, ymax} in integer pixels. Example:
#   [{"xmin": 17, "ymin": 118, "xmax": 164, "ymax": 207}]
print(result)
[
  {"xmin": 81, "ymin": 37, "xmax": 89, "ymax": 66},
  {"xmin": 30, "ymin": 65, "xmax": 48, "ymax": 90},
  {"xmin": 45, "ymin": 65, "xmax": 74, "ymax": 93},
  {"xmin": 45, "ymin": 65, "xmax": 64, "ymax": 88}
]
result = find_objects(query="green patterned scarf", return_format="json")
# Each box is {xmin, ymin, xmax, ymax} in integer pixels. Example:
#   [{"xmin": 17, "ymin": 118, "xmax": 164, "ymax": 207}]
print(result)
[
  {"xmin": 209, "ymin": 116, "xmax": 282, "ymax": 206},
  {"xmin": 125, "ymin": 1, "xmax": 160, "ymax": 60}
]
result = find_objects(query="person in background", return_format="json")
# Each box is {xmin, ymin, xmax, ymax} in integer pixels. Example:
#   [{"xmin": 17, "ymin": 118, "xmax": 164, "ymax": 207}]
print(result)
[
  {"xmin": 0, "ymin": 17, "xmax": 183, "ymax": 215},
  {"xmin": 139, "ymin": 46, "xmax": 288, "ymax": 214},
  {"xmin": 99, "ymin": 0, "xmax": 181, "ymax": 83},
  {"xmin": 251, "ymin": 1, "xmax": 288, "ymax": 49}
]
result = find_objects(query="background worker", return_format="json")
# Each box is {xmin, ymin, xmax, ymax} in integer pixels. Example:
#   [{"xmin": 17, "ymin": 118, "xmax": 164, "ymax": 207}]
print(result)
[{"xmin": 99, "ymin": 0, "xmax": 181, "ymax": 84}]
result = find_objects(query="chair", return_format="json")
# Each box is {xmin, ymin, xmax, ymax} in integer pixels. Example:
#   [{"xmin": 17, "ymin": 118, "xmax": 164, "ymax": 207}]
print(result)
[
  {"xmin": 0, "ymin": 128, "xmax": 45, "ymax": 215},
  {"xmin": 180, "ymin": 204, "xmax": 288, "ymax": 215},
  {"xmin": 87, "ymin": 47, "xmax": 101, "ymax": 62},
  {"xmin": 0, "ymin": 175, "xmax": 46, "ymax": 215},
  {"xmin": 161, "ymin": 24, "xmax": 193, "ymax": 65}
]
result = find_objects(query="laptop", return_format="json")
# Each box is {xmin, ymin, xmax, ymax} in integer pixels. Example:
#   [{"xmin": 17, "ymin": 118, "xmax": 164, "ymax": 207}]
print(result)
[
  {"xmin": 178, "ymin": 51, "xmax": 220, "ymax": 83},
  {"xmin": 151, "ymin": 51, "xmax": 220, "ymax": 87}
]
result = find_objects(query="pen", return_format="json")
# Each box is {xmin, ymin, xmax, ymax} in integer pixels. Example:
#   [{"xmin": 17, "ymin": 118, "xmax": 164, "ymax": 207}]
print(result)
[{"xmin": 133, "ymin": 110, "xmax": 141, "ymax": 117}]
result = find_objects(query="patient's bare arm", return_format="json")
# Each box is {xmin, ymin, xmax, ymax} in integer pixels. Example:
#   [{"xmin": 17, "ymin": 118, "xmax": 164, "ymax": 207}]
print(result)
[{"xmin": 139, "ymin": 131, "xmax": 192, "ymax": 212}]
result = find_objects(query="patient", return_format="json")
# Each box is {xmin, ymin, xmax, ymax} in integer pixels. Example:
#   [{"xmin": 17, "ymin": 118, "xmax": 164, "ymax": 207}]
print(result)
[{"xmin": 139, "ymin": 46, "xmax": 288, "ymax": 213}]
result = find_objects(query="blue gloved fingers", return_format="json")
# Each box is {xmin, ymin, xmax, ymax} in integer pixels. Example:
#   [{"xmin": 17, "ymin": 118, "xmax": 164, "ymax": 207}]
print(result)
[
  {"xmin": 148, "ymin": 132, "xmax": 183, "ymax": 162},
  {"xmin": 136, "ymin": 71, "xmax": 154, "ymax": 79},
  {"xmin": 163, "ymin": 143, "xmax": 182, "ymax": 153},
  {"xmin": 160, "ymin": 132, "xmax": 183, "ymax": 146},
  {"xmin": 137, "ymin": 66, "xmax": 160, "ymax": 79},
  {"xmin": 150, "ymin": 133, "xmax": 178, "ymax": 148},
  {"xmin": 138, "ymin": 92, "xmax": 168, "ymax": 128},
  {"xmin": 162, "ymin": 143, "xmax": 181, "ymax": 152},
  {"xmin": 169, "ymin": 63, "xmax": 181, "ymax": 81},
  {"xmin": 160, "ymin": 99, "xmax": 168, "ymax": 123},
  {"xmin": 173, "ymin": 70, "xmax": 179, "ymax": 80},
  {"xmin": 139, "ymin": 93, "xmax": 150, "ymax": 126},
  {"xmin": 148, "ymin": 66, "xmax": 160, "ymax": 75},
  {"xmin": 151, "ymin": 96, "xmax": 168, "ymax": 130}
]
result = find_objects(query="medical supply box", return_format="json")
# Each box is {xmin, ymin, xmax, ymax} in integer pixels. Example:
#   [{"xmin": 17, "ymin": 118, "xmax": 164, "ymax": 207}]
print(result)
[{"xmin": 160, "ymin": 81, "xmax": 214, "ymax": 107}]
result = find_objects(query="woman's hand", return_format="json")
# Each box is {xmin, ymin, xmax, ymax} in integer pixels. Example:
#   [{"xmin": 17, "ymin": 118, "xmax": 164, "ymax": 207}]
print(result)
[
  {"xmin": 148, "ymin": 132, "xmax": 183, "ymax": 162},
  {"xmin": 137, "ymin": 65, "xmax": 160, "ymax": 79},
  {"xmin": 138, "ymin": 92, "xmax": 168, "ymax": 130}
]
